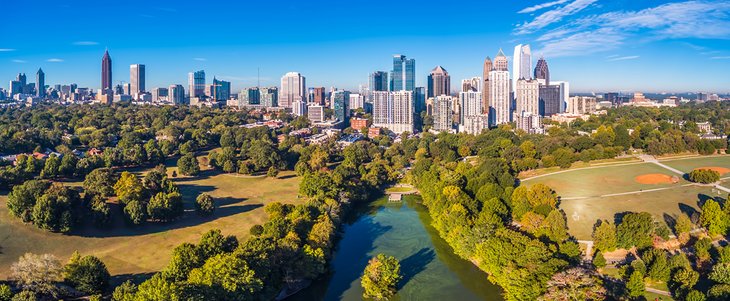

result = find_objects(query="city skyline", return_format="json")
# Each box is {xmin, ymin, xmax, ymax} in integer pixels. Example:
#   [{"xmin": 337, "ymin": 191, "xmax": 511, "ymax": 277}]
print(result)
[{"xmin": 1, "ymin": 0, "xmax": 729, "ymax": 93}]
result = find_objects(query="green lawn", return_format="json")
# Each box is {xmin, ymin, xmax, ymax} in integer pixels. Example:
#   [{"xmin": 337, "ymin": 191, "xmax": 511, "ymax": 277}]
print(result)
[
  {"xmin": 521, "ymin": 162, "xmax": 688, "ymax": 198},
  {"xmin": 522, "ymin": 156, "xmax": 726, "ymax": 240},
  {"xmin": 0, "ymin": 158, "xmax": 301, "ymax": 280},
  {"xmin": 660, "ymin": 155, "xmax": 730, "ymax": 174}
]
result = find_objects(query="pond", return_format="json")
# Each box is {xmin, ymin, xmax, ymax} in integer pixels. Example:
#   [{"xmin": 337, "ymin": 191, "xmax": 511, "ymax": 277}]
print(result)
[{"xmin": 289, "ymin": 195, "xmax": 504, "ymax": 301}]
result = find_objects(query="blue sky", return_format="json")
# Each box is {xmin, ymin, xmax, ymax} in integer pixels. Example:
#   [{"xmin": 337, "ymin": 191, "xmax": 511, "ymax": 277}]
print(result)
[{"xmin": 1, "ymin": 0, "xmax": 729, "ymax": 93}]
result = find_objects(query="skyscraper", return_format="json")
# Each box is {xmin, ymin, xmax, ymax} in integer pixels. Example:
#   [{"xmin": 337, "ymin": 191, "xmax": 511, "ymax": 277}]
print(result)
[
  {"xmin": 372, "ymin": 91, "xmax": 414, "ymax": 134},
  {"xmin": 188, "ymin": 70, "xmax": 205, "ymax": 98},
  {"xmin": 459, "ymin": 90, "xmax": 483, "ymax": 124},
  {"xmin": 369, "ymin": 71, "xmax": 388, "ymax": 92},
  {"xmin": 280, "ymin": 72, "xmax": 306, "ymax": 108},
  {"xmin": 539, "ymin": 85, "xmax": 561, "ymax": 116},
  {"xmin": 169, "ymin": 85, "xmax": 185, "ymax": 105},
  {"xmin": 482, "ymin": 57, "xmax": 492, "ymax": 114},
  {"xmin": 427, "ymin": 66, "xmax": 450, "ymax": 98},
  {"xmin": 260, "ymin": 87, "xmax": 278, "ymax": 107},
  {"xmin": 552, "ymin": 81, "xmax": 570, "ymax": 113},
  {"xmin": 130, "ymin": 64, "xmax": 145, "ymax": 95},
  {"xmin": 16, "ymin": 73, "xmax": 26, "ymax": 87},
  {"xmin": 212, "ymin": 77, "xmax": 231, "ymax": 101},
  {"xmin": 332, "ymin": 90, "xmax": 350, "ymax": 126},
  {"xmin": 461, "ymin": 77, "xmax": 481, "ymax": 93},
  {"xmin": 534, "ymin": 56, "xmax": 550, "ymax": 85},
  {"xmin": 489, "ymin": 50, "xmax": 510, "ymax": 126},
  {"xmin": 390, "ymin": 55, "xmax": 415, "ymax": 92},
  {"xmin": 36, "ymin": 68, "xmax": 45, "ymax": 98},
  {"xmin": 512, "ymin": 44, "xmax": 532, "ymax": 95},
  {"xmin": 308, "ymin": 87, "xmax": 325, "ymax": 105},
  {"xmin": 101, "ymin": 50, "xmax": 112, "ymax": 94}
]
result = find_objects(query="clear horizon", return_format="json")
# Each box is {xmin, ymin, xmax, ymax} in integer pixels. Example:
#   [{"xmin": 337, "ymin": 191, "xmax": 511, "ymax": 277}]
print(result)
[{"xmin": 2, "ymin": 0, "xmax": 729, "ymax": 94}]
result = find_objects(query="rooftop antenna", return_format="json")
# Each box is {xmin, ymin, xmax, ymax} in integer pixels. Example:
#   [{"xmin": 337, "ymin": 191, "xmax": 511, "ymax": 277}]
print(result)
[{"xmin": 257, "ymin": 67, "xmax": 260, "ymax": 89}]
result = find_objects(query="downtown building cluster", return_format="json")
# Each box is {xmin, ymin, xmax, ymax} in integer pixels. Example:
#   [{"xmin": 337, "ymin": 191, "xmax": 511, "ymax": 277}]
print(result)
[{"xmin": 2, "ymin": 47, "xmax": 724, "ymax": 137}]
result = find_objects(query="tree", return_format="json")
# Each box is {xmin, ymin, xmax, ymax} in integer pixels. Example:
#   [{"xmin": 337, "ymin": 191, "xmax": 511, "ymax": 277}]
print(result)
[
  {"xmin": 177, "ymin": 154, "xmax": 200, "ymax": 176},
  {"xmin": 40, "ymin": 155, "xmax": 61, "ymax": 179},
  {"xmin": 10, "ymin": 291, "xmax": 36, "ymax": 301},
  {"xmin": 266, "ymin": 166, "xmax": 279, "ymax": 178},
  {"xmin": 674, "ymin": 214, "xmax": 693, "ymax": 239},
  {"xmin": 700, "ymin": 199, "xmax": 728, "ymax": 236},
  {"xmin": 593, "ymin": 250, "xmax": 607, "ymax": 268},
  {"xmin": 134, "ymin": 273, "xmax": 180, "ymax": 301},
  {"xmin": 83, "ymin": 168, "xmax": 116, "ymax": 197},
  {"xmin": 31, "ymin": 184, "xmax": 81, "ymax": 233},
  {"xmin": 198, "ymin": 229, "xmax": 238, "ymax": 260},
  {"xmin": 710, "ymin": 263, "xmax": 730, "ymax": 284},
  {"xmin": 538, "ymin": 267, "xmax": 607, "ymax": 301},
  {"xmin": 0, "ymin": 284, "xmax": 12, "ymax": 301},
  {"xmin": 626, "ymin": 270, "xmax": 645, "ymax": 299},
  {"xmin": 147, "ymin": 192, "xmax": 184, "ymax": 222},
  {"xmin": 592, "ymin": 220, "xmax": 617, "ymax": 252},
  {"xmin": 195, "ymin": 193, "xmax": 215, "ymax": 216},
  {"xmin": 63, "ymin": 252, "xmax": 110, "ymax": 294},
  {"xmin": 186, "ymin": 253, "xmax": 263, "ymax": 299},
  {"xmin": 111, "ymin": 280, "xmax": 137, "ymax": 301},
  {"xmin": 617, "ymin": 212, "xmax": 654, "ymax": 249},
  {"xmin": 163, "ymin": 243, "xmax": 203, "ymax": 282},
  {"xmin": 689, "ymin": 169, "xmax": 720, "ymax": 184},
  {"xmin": 123, "ymin": 200, "xmax": 146, "ymax": 225},
  {"xmin": 10, "ymin": 253, "xmax": 62, "ymax": 297},
  {"xmin": 672, "ymin": 268, "xmax": 699, "ymax": 290},
  {"xmin": 90, "ymin": 199, "xmax": 112, "ymax": 228},
  {"xmin": 7, "ymin": 180, "xmax": 51, "ymax": 222},
  {"xmin": 113, "ymin": 171, "xmax": 144, "ymax": 204},
  {"xmin": 361, "ymin": 254, "xmax": 402, "ymax": 301},
  {"xmin": 685, "ymin": 290, "xmax": 706, "ymax": 301}
]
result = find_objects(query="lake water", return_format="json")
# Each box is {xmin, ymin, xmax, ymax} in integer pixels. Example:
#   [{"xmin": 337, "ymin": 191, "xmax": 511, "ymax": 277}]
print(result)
[{"xmin": 289, "ymin": 195, "xmax": 504, "ymax": 301}]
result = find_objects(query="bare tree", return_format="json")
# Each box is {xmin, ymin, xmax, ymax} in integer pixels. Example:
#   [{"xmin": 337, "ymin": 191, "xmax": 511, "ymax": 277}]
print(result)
[{"xmin": 10, "ymin": 253, "xmax": 62, "ymax": 297}]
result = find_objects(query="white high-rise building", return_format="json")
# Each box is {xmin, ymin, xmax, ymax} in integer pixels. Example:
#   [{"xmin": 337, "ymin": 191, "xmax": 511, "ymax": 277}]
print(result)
[
  {"xmin": 433, "ymin": 95, "xmax": 453, "ymax": 132},
  {"xmin": 280, "ymin": 72, "xmax": 306, "ymax": 108},
  {"xmin": 512, "ymin": 44, "xmax": 532, "ymax": 96},
  {"xmin": 462, "ymin": 115, "xmax": 490, "ymax": 135},
  {"xmin": 552, "ymin": 81, "xmax": 570, "ymax": 113},
  {"xmin": 515, "ymin": 111, "xmax": 543, "ymax": 134},
  {"xmin": 307, "ymin": 104, "xmax": 325, "ymax": 122},
  {"xmin": 292, "ymin": 100, "xmax": 307, "ymax": 116},
  {"xmin": 130, "ymin": 64, "xmax": 145, "ymax": 95},
  {"xmin": 372, "ymin": 91, "xmax": 414, "ymax": 134},
  {"xmin": 515, "ymin": 79, "xmax": 540, "ymax": 116},
  {"xmin": 461, "ymin": 77, "xmax": 482, "ymax": 92},
  {"xmin": 349, "ymin": 93, "xmax": 365, "ymax": 110},
  {"xmin": 458, "ymin": 91, "xmax": 482, "ymax": 124},
  {"xmin": 489, "ymin": 70, "xmax": 511, "ymax": 126}
]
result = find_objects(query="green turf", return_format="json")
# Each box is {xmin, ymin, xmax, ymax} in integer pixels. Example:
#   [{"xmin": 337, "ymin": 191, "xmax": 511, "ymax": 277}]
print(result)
[
  {"xmin": 660, "ymin": 155, "xmax": 730, "ymax": 174},
  {"xmin": 0, "ymin": 159, "xmax": 301, "ymax": 279}
]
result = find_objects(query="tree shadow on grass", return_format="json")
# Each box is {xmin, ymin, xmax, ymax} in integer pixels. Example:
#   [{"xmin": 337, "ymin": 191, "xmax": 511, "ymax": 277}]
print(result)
[
  {"xmin": 70, "ymin": 201, "xmax": 262, "ymax": 238},
  {"xmin": 697, "ymin": 193, "xmax": 724, "ymax": 207},
  {"xmin": 613, "ymin": 211, "xmax": 631, "ymax": 226},
  {"xmin": 277, "ymin": 174, "xmax": 297, "ymax": 180},
  {"xmin": 678, "ymin": 203, "xmax": 699, "ymax": 220},
  {"xmin": 398, "ymin": 247, "xmax": 435, "ymax": 289}
]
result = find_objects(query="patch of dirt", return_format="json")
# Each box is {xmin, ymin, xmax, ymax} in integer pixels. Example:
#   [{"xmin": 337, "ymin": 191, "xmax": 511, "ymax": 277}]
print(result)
[
  {"xmin": 695, "ymin": 167, "xmax": 730, "ymax": 175},
  {"xmin": 635, "ymin": 173, "xmax": 678, "ymax": 184}
]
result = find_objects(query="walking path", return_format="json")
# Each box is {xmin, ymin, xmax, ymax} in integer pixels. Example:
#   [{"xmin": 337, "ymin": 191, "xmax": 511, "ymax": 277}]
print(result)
[
  {"xmin": 645, "ymin": 287, "xmax": 672, "ymax": 297},
  {"xmin": 641, "ymin": 154, "xmax": 730, "ymax": 194},
  {"xmin": 577, "ymin": 240, "xmax": 593, "ymax": 260}
]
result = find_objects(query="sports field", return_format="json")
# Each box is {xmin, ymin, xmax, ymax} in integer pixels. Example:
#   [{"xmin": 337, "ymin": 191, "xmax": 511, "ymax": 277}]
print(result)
[
  {"xmin": 0, "ymin": 156, "xmax": 301, "ymax": 280},
  {"xmin": 521, "ymin": 155, "xmax": 729, "ymax": 240}
]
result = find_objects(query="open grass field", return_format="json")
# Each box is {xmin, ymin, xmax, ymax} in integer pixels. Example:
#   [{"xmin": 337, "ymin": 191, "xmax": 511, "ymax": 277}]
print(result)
[
  {"xmin": 660, "ymin": 155, "xmax": 730, "ymax": 174},
  {"xmin": 0, "ymin": 155, "xmax": 301, "ymax": 281},
  {"xmin": 522, "ymin": 155, "xmax": 728, "ymax": 240}
]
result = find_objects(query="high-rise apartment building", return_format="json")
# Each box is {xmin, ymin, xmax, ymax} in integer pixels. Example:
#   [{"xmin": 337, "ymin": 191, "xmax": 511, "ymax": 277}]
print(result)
[
  {"xmin": 130, "ymin": 64, "xmax": 145, "ymax": 95},
  {"xmin": 515, "ymin": 79, "xmax": 540, "ymax": 116},
  {"xmin": 552, "ymin": 81, "xmax": 570, "ymax": 113},
  {"xmin": 101, "ymin": 50, "xmax": 112, "ymax": 94},
  {"xmin": 369, "ymin": 71, "xmax": 388, "ymax": 92},
  {"xmin": 307, "ymin": 104, "xmax": 325, "ymax": 122},
  {"xmin": 9, "ymin": 81, "xmax": 22, "ymax": 96},
  {"xmin": 280, "ymin": 72, "xmax": 306, "ymax": 108},
  {"xmin": 534, "ymin": 57, "xmax": 550, "ymax": 85},
  {"xmin": 459, "ymin": 91, "xmax": 483, "ymax": 124},
  {"xmin": 433, "ymin": 95, "xmax": 453, "ymax": 132},
  {"xmin": 390, "ymin": 55, "xmax": 415, "ymax": 92},
  {"xmin": 372, "ymin": 91, "xmax": 414, "ymax": 134},
  {"xmin": 36, "ymin": 68, "xmax": 45, "ymax": 98},
  {"xmin": 567, "ymin": 96, "xmax": 597, "ymax": 115},
  {"xmin": 169, "ymin": 85, "xmax": 185, "ymax": 105},
  {"xmin": 189, "ymin": 70, "xmax": 205, "ymax": 98},
  {"xmin": 512, "ymin": 44, "xmax": 532, "ymax": 95},
  {"xmin": 292, "ymin": 100, "xmax": 307, "ymax": 117},
  {"xmin": 489, "ymin": 68, "xmax": 511, "ymax": 126},
  {"xmin": 427, "ymin": 66, "xmax": 450, "ymax": 98}
]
